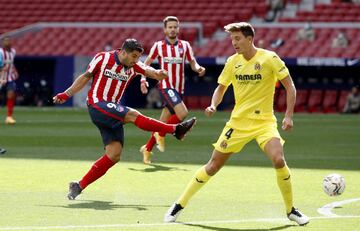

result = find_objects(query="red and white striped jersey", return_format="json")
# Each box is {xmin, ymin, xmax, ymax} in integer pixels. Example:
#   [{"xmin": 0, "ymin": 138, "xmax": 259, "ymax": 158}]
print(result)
[
  {"xmin": 86, "ymin": 50, "xmax": 147, "ymax": 105},
  {"xmin": 0, "ymin": 47, "xmax": 16, "ymax": 82},
  {"xmin": 148, "ymin": 39, "xmax": 195, "ymax": 94}
]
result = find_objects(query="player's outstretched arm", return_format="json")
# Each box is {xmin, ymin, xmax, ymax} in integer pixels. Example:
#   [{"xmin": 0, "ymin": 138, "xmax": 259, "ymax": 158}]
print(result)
[
  {"xmin": 280, "ymin": 75, "xmax": 296, "ymax": 131},
  {"xmin": 144, "ymin": 67, "xmax": 168, "ymax": 81},
  {"xmin": 53, "ymin": 72, "xmax": 92, "ymax": 104},
  {"xmin": 205, "ymin": 84, "xmax": 227, "ymax": 117}
]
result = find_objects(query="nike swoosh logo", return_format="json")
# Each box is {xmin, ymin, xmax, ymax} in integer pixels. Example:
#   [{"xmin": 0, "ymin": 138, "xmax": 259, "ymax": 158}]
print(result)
[
  {"xmin": 235, "ymin": 64, "xmax": 242, "ymax": 68},
  {"xmin": 347, "ymin": 59, "xmax": 359, "ymax": 66},
  {"xmin": 196, "ymin": 178, "xmax": 204, "ymax": 183},
  {"xmin": 283, "ymin": 175, "xmax": 291, "ymax": 180}
]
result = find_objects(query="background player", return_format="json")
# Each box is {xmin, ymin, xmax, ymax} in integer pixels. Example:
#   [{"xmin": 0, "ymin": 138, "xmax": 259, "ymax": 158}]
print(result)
[
  {"xmin": 0, "ymin": 36, "xmax": 19, "ymax": 124},
  {"xmin": 53, "ymin": 39, "xmax": 196, "ymax": 200},
  {"xmin": 140, "ymin": 16, "xmax": 206, "ymax": 164},
  {"xmin": 164, "ymin": 22, "xmax": 309, "ymax": 226}
]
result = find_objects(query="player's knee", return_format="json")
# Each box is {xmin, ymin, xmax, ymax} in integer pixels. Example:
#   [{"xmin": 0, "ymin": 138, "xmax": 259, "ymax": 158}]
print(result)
[
  {"xmin": 107, "ymin": 152, "xmax": 121, "ymax": 163},
  {"xmin": 7, "ymin": 91, "xmax": 15, "ymax": 98},
  {"xmin": 175, "ymin": 104, "xmax": 188, "ymax": 120},
  {"xmin": 272, "ymin": 154, "xmax": 285, "ymax": 168}
]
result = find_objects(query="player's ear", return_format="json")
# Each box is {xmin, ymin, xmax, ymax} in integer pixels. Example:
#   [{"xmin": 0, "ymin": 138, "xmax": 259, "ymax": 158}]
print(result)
[{"xmin": 119, "ymin": 49, "xmax": 127, "ymax": 57}]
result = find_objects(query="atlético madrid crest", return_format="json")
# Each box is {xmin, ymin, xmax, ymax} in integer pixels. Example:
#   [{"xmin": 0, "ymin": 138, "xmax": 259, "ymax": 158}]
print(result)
[{"xmin": 254, "ymin": 62, "xmax": 261, "ymax": 71}]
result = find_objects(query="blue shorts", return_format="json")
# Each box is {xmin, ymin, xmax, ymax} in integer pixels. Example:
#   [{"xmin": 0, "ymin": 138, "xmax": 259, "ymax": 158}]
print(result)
[
  {"xmin": 1, "ymin": 81, "xmax": 16, "ymax": 91},
  {"xmin": 88, "ymin": 101, "xmax": 130, "ymax": 146},
  {"xmin": 158, "ymin": 88, "xmax": 183, "ymax": 114}
]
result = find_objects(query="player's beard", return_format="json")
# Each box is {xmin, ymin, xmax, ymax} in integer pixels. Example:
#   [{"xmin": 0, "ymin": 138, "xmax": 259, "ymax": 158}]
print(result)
[{"xmin": 167, "ymin": 32, "xmax": 178, "ymax": 40}]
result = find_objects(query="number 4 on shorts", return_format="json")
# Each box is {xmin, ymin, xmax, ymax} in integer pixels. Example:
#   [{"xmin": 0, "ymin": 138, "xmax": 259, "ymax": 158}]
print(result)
[{"xmin": 225, "ymin": 128, "xmax": 233, "ymax": 139}]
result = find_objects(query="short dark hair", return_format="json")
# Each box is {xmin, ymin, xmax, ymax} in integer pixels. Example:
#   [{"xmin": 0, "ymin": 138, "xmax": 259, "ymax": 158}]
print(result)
[
  {"xmin": 121, "ymin": 38, "xmax": 144, "ymax": 53},
  {"xmin": 163, "ymin": 16, "xmax": 179, "ymax": 28},
  {"xmin": 2, "ymin": 36, "xmax": 10, "ymax": 41},
  {"xmin": 224, "ymin": 22, "xmax": 255, "ymax": 38}
]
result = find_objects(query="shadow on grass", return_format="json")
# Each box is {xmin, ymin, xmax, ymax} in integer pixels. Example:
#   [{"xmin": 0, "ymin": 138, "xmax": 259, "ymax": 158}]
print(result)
[
  {"xmin": 128, "ymin": 163, "xmax": 190, "ymax": 173},
  {"xmin": 183, "ymin": 223, "xmax": 295, "ymax": 231},
  {"xmin": 44, "ymin": 200, "xmax": 168, "ymax": 211}
]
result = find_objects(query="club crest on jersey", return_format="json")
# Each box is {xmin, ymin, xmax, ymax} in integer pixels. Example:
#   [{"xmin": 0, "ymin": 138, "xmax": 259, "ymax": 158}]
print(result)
[
  {"xmin": 104, "ymin": 69, "xmax": 129, "ymax": 81},
  {"xmin": 220, "ymin": 140, "xmax": 228, "ymax": 149},
  {"xmin": 164, "ymin": 57, "xmax": 183, "ymax": 64},
  {"xmin": 178, "ymin": 47, "xmax": 184, "ymax": 55},
  {"xmin": 116, "ymin": 105, "xmax": 124, "ymax": 112},
  {"xmin": 254, "ymin": 62, "xmax": 261, "ymax": 71}
]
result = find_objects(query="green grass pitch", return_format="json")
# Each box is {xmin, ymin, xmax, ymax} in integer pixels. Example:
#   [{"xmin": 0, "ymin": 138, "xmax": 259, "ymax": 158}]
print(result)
[{"xmin": 0, "ymin": 107, "xmax": 359, "ymax": 230}]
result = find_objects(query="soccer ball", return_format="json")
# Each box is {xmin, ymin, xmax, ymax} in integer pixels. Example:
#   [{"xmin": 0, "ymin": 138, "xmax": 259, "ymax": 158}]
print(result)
[{"xmin": 323, "ymin": 173, "xmax": 345, "ymax": 196}]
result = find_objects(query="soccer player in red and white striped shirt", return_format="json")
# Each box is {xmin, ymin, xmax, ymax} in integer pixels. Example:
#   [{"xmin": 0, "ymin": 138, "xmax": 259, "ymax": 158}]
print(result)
[
  {"xmin": 53, "ymin": 39, "xmax": 196, "ymax": 200},
  {"xmin": 0, "ymin": 37, "xmax": 19, "ymax": 125},
  {"xmin": 140, "ymin": 16, "xmax": 205, "ymax": 164}
]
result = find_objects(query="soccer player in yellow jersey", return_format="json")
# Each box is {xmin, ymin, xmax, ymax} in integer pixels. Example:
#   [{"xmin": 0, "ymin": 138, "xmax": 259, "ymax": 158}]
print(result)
[{"xmin": 164, "ymin": 22, "xmax": 309, "ymax": 226}]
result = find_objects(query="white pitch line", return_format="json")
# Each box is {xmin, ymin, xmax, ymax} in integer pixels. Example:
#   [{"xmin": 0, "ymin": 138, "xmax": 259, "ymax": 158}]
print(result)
[
  {"xmin": 317, "ymin": 197, "xmax": 360, "ymax": 217},
  {"xmin": 1, "ymin": 215, "xmax": 360, "ymax": 230}
]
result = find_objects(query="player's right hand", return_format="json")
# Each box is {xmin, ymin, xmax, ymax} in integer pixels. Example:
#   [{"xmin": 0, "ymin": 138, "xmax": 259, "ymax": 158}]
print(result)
[
  {"xmin": 205, "ymin": 105, "xmax": 217, "ymax": 117},
  {"xmin": 53, "ymin": 92, "xmax": 69, "ymax": 104},
  {"xmin": 140, "ymin": 80, "xmax": 149, "ymax": 94}
]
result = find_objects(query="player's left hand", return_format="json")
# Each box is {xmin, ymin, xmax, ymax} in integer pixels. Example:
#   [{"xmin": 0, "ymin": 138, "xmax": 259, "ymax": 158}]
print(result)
[
  {"xmin": 53, "ymin": 92, "xmax": 69, "ymax": 104},
  {"xmin": 282, "ymin": 117, "xmax": 293, "ymax": 131},
  {"xmin": 205, "ymin": 105, "xmax": 217, "ymax": 117},
  {"xmin": 198, "ymin": 66, "xmax": 206, "ymax": 77}
]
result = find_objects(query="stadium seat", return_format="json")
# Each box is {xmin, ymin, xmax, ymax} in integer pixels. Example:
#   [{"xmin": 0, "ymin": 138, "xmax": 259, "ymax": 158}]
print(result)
[
  {"xmin": 307, "ymin": 90, "xmax": 324, "ymax": 113},
  {"xmin": 337, "ymin": 90, "xmax": 349, "ymax": 112},
  {"xmin": 322, "ymin": 90, "xmax": 339, "ymax": 113},
  {"xmin": 275, "ymin": 88, "xmax": 287, "ymax": 112},
  {"xmin": 199, "ymin": 96, "xmax": 211, "ymax": 109},
  {"xmin": 295, "ymin": 89, "xmax": 309, "ymax": 112},
  {"xmin": 184, "ymin": 96, "xmax": 200, "ymax": 109}
]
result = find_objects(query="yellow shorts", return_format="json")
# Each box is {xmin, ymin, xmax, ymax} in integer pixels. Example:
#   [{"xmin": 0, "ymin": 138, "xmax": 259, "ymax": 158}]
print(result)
[{"xmin": 213, "ymin": 118, "xmax": 285, "ymax": 153}]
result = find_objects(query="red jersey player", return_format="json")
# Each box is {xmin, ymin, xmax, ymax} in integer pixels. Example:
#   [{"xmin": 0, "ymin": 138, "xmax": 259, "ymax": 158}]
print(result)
[
  {"xmin": 140, "ymin": 16, "xmax": 205, "ymax": 164},
  {"xmin": 53, "ymin": 39, "xmax": 196, "ymax": 200},
  {"xmin": 0, "ymin": 37, "xmax": 19, "ymax": 124}
]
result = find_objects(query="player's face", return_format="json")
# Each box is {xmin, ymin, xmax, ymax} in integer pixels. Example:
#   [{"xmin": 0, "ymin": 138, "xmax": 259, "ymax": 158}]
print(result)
[
  {"xmin": 164, "ymin": 21, "xmax": 179, "ymax": 40},
  {"xmin": 230, "ymin": 31, "xmax": 252, "ymax": 54},
  {"xmin": 2, "ymin": 37, "xmax": 11, "ymax": 49},
  {"xmin": 122, "ymin": 50, "xmax": 142, "ymax": 67}
]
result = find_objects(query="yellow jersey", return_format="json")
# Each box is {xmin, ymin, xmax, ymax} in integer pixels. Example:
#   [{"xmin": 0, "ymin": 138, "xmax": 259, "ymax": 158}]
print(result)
[{"xmin": 218, "ymin": 48, "xmax": 289, "ymax": 127}]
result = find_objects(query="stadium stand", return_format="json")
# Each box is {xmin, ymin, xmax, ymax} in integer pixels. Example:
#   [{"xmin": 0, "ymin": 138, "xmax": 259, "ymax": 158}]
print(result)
[
  {"xmin": 0, "ymin": 0, "xmax": 358, "ymax": 58},
  {"xmin": 1, "ymin": 0, "xmax": 359, "ymax": 113},
  {"xmin": 280, "ymin": 2, "xmax": 360, "ymax": 22}
]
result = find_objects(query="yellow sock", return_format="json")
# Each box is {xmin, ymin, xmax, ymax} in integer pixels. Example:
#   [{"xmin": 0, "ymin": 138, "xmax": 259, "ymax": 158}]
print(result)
[
  {"xmin": 177, "ymin": 165, "xmax": 211, "ymax": 207},
  {"xmin": 276, "ymin": 165, "xmax": 293, "ymax": 214}
]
